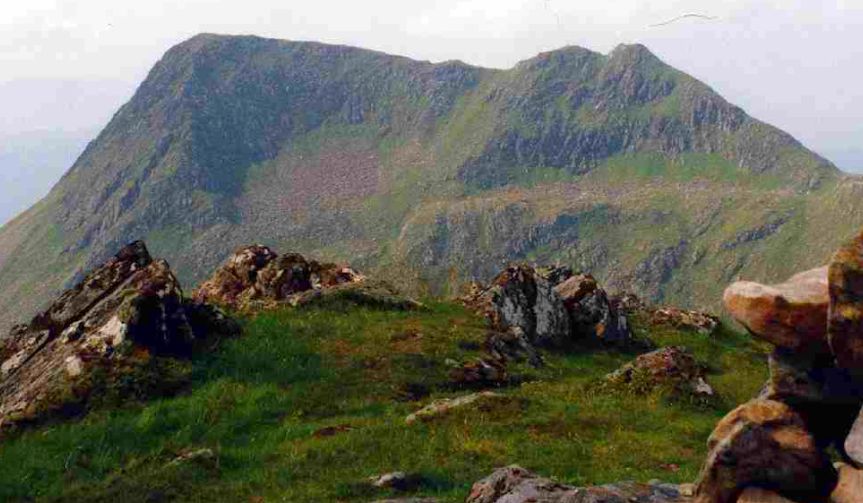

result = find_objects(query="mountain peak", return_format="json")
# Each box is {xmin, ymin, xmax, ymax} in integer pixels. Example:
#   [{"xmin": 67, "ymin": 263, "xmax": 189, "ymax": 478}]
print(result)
[
  {"xmin": 0, "ymin": 36, "xmax": 842, "ymax": 338},
  {"xmin": 607, "ymin": 43, "xmax": 665, "ymax": 69}
]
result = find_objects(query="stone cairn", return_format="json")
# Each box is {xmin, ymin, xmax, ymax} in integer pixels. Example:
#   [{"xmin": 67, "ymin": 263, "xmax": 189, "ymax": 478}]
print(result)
[{"xmin": 694, "ymin": 230, "xmax": 863, "ymax": 502}]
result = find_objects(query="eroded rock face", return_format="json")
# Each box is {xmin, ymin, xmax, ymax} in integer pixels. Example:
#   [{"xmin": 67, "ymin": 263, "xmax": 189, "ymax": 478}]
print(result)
[
  {"xmin": 828, "ymin": 230, "xmax": 863, "ymax": 372},
  {"xmin": 723, "ymin": 267, "xmax": 829, "ymax": 351},
  {"xmin": 193, "ymin": 245, "xmax": 364, "ymax": 310},
  {"xmin": 466, "ymin": 465, "xmax": 690, "ymax": 503},
  {"xmin": 555, "ymin": 273, "xmax": 631, "ymax": 345},
  {"xmin": 694, "ymin": 399, "xmax": 836, "ymax": 503},
  {"xmin": 0, "ymin": 241, "xmax": 236, "ymax": 431},
  {"xmin": 464, "ymin": 264, "xmax": 570, "ymax": 348},
  {"xmin": 603, "ymin": 346, "xmax": 715, "ymax": 399}
]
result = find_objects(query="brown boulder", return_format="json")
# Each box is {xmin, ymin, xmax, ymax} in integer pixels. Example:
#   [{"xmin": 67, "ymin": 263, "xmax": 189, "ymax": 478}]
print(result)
[
  {"xmin": 723, "ymin": 267, "xmax": 828, "ymax": 351},
  {"xmin": 603, "ymin": 346, "xmax": 715, "ymax": 399},
  {"xmin": 0, "ymin": 241, "xmax": 236, "ymax": 431},
  {"xmin": 694, "ymin": 399, "xmax": 836, "ymax": 503},
  {"xmin": 829, "ymin": 230, "xmax": 863, "ymax": 371},
  {"xmin": 193, "ymin": 245, "xmax": 364, "ymax": 310}
]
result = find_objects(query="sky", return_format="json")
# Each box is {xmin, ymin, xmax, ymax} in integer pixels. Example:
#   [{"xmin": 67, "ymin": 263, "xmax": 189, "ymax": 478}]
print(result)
[{"xmin": 1, "ymin": 0, "xmax": 862, "ymax": 223}]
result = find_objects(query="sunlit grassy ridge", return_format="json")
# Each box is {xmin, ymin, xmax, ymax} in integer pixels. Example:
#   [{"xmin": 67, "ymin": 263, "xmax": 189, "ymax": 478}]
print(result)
[{"xmin": 0, "ymin": 300, "xmax": 767, "ymax": 502}]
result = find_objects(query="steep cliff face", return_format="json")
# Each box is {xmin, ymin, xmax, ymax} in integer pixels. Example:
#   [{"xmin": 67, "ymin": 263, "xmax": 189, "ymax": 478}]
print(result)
[{"xmin": 0, "ymin": 34, "xmax": 854, "ymax": 333}]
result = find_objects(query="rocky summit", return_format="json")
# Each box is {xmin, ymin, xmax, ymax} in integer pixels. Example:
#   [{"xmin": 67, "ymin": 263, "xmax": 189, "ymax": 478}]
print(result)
[{"xmin": 2, "ymin": 34, "xmax": 861, "ymax": 338}]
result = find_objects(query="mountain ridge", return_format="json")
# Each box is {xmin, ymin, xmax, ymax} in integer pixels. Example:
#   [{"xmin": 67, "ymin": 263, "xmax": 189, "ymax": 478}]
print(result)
[{"xmin": 0, "ymin": 33, "xmax": 856, "ymax": 334}]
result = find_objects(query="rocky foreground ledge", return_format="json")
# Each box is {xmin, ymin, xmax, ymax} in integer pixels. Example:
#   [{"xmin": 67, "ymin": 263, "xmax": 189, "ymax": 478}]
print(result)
[
  {"xmin": 3, "ymin": 235, "xmax": 863, "ymax": 501},
  {"xmin": 0, "ymin": 242, "xmax": 406, "ymax": 434},
  {"xmin": 0, "ymin": 242, "xmax": 239, "ymax": 432}
]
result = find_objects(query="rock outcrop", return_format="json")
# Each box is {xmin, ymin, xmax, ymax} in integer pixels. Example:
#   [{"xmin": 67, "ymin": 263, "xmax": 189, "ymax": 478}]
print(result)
[
  {"xmin": 463, "ymin": 264, "xmax": 633, "ymax": 351},
  {"xmin": 603, "ymin": 346, "xmax": 715, "ymax": 400},
  {"xmin": 612, "ymin": 293, "xmax": 720, "ymax": 335},
  {"xmin": 193, "ymin": 245, "xmax": 364, "ymax": 310},
  {"xmin": 463, "ymin": 264, "xmax": 571, "ymax": 348},
  {"xmin": 0, "ymin": 241, "xmax": 236, "ymax": 431},
  {"xmin": 554, "ymin": 273, "xmax": 631, "ymax": 345},
  {"xmin": 466, "ymin": 465, "xmax": 691, "ymax": 503}
]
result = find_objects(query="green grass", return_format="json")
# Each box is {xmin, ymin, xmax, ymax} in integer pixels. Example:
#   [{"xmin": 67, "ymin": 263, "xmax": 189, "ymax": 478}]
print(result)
[{"xmin": 0, "ymin": 300, "xmax": 768, "ymax": 502}]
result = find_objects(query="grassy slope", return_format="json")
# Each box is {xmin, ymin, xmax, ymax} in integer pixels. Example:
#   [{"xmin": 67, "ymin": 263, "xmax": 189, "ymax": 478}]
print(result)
[{"xmin": 0, "ymin": 300, "xmax": 767, "ymax": 502}]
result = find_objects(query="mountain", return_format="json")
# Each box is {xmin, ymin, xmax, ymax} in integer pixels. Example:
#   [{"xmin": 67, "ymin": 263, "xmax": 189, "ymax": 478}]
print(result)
[{"xmin": 1, "ymin": 33, "xmax": 861, "ymax": 333}]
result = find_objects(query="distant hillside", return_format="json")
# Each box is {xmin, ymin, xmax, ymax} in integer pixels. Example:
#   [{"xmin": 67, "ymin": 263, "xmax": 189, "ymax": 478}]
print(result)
[{"xmin": 0, "ymin": 33, "xmax": 860, "ymax": 333}]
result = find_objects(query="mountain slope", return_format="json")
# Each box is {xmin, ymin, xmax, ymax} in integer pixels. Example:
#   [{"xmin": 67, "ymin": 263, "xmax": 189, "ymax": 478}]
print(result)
[{"xmin": 0, "ymin": 34, "xmax": 856, "ymax": 332}]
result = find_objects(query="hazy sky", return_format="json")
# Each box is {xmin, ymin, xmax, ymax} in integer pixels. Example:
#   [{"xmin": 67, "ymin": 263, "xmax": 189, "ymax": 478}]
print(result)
[{"xmin": 1, "ymin": 0, "xmax": 862, "ymax": 222}]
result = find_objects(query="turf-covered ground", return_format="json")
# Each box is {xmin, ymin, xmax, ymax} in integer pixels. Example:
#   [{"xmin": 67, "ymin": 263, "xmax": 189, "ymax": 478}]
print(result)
[{"xmin": 0, "ymin": 300, "xmax": 767, "ymax": 502}]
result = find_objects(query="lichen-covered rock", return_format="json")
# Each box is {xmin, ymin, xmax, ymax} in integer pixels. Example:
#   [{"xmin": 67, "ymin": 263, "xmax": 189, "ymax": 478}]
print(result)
[
  {"xmin": 465, "ymin": 465, "xmax": 690, "ymax": 503},
  {"xmin": 648, "ymin": 306, "xmax": 719, "ymax": 335},
  {"xmin": 555, "ymin": 273, "xmax": 631, "ymax": 345},
  {"xmin": 485, "ymin": 328, "xmax": 543, "ymax": 367},
  {"xmin": 193, "ymin": 245, "xmax": 364, "ymax": 310},
  {"xmin": 192, "ymin": 244, "xmax": 278, "ymax": 307},
  {"xmin": 828, "ymin": 230, "xmax": 863, "ymax": 372},
  {"xmin": 612, "ymin": 293, "xmax": 718, "ymax": 335},
  {"xmin": 0, "ymin": 241, "xmax": 234, "ymax": 432},
  {"xmin": 694, "ymin": 399, "xmax": 836, "ymax": 503},
  {"xmin": 464, "ymin": 264, "xmax": 570, "ymax": 347},
  {"xmin": 723, "ymin": 267, "xmax": 828, "ymax": 351},
  {"xmin": 603, "ymin": 346, "xmax": 715, "ymax": 399}
]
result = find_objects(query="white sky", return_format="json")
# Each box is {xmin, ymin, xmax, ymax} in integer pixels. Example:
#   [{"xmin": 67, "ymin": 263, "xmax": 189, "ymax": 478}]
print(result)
[{"xmin": 0, "ymin": 0, "xmax": 861, "ymax": 171}]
